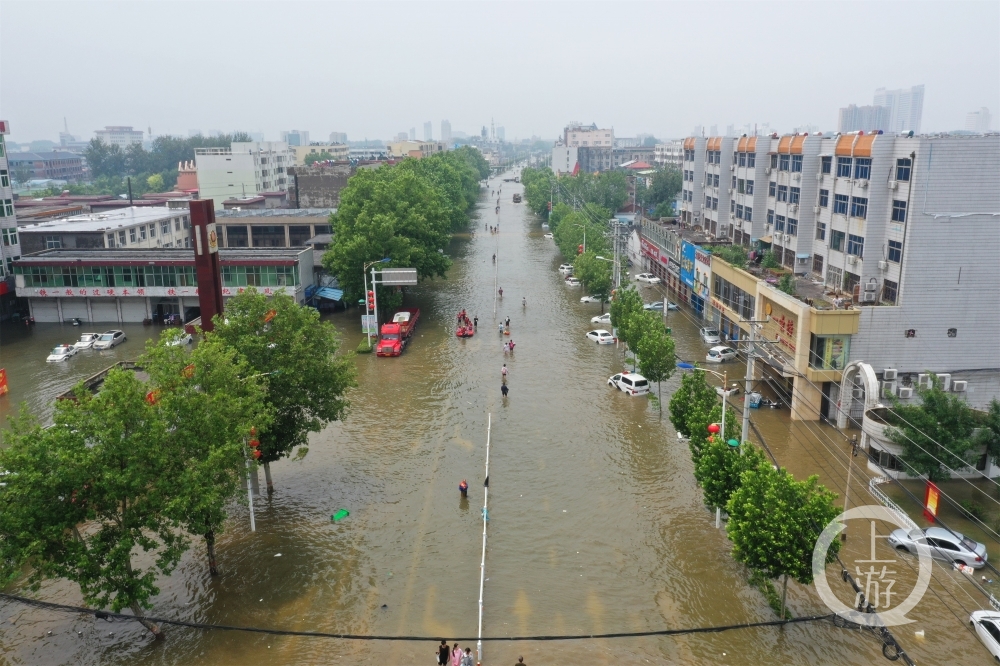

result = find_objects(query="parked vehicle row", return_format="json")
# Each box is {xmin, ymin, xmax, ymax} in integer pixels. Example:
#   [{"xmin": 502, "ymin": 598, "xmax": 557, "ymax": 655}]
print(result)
[{"xmin": 48, "ymin": 330, "xmax": 127, "ymax": 362}]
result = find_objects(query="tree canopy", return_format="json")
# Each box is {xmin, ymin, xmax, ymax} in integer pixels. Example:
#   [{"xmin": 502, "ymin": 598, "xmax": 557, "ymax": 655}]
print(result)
[
  {"xmin": 637, "ymin": 166, "xmax": 682, "ymax": 209},
  {"xmin": 571, "ymin": 251, "xmax": 613, "ymax": 305}
]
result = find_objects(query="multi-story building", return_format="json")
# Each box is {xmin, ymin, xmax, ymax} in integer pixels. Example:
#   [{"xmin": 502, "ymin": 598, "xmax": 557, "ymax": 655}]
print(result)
[
  {"xmin": 94, "ymin": 125, "xmax": 144, "ymax": 147},
  {"xmin": 386, "ymin": 140, "xmax": 446, "ymax": 159},
  {"xmin": 329, "ymin": 132, "xmax": 348, "ymax": 144},
  {"xmin": 873, "ymin": 85, "xmax": 925, "ymax": 134},
  {"xmin": 763, "ymin": 133, "xmax": 822, "ymax": 274},
  {"xmin": 653, "ymin": 140, "xmax": 683, "ymax": 168},
  {"xmin": 13, "ymin": 247, "xmax": 312, "ymax": 324},
  {"xmin": 440, "ymin": 120, "xmax": 452, "ymax": 146},
  {"xmin": 18, "ymin": 207, "xmax": 193, "ymax": 254},
  {"xmin": 700, "ymin": 137, "xmax": 735, "ymax": 238},
  {"xmin": 195, "ymin": 141, "xmax": 291, "ymax": 209},
  {"xmin": 679, "ymin": 136, "xmax": 706, "ymax": 227},
  {"xmin": 966, "ymin": 108, "xmax": 992, "ymax": 133},
  {"xmin": 290, "ymin": 143, "xmax": 349, "ymax": 165},
  {"xmin": 281, "ymin": 130, "xmax": 309, "ymax": 147},
  {"xmin": 551, "ymin": 145, "xmax": 579, "ymax": 176},
  {"xmin": 838, "ymin": 104, "xmax": 891, "ymax": 133},
  {"xmin": 7, "ymin": 151, "xmax": 86, "ymax": 182},
  {"xmin": 423, "ymin": 121, "xmax": 433, "ymax": 141},
  {"xmin": 0, "ymin": 122, "xmax": 22, "ymax": 318},
  {"xmin": 730, "ymin": 135, "xmax": 768, "ymax": 246},
  {"xmin": 577, "ymin": 146, "xmax": 612, "ymax": 173},
  {"xmin": 611, "ymin": 146, "xmax": 655, "ymax": 169},
  {"xmin": 563, "ymin": 122, "xmax": 613, "ymax": 148}
]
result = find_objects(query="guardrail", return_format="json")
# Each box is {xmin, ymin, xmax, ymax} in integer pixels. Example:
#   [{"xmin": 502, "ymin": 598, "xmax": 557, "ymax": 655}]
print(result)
[{"xmin": 867, "ymin": 476, "xmax": 920, "ymax": 531}]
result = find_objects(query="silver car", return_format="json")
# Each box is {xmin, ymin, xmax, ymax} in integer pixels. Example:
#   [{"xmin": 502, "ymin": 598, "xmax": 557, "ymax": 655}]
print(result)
[
  {"xmin": 700, "ymin": 327, "xmax": 721, "ymax": 344},
  {"xmin": 93, "ymin": 329, "xmax": 126, "ymax": 350},
  {"xmin": 887, "ymin": 526, "xmax": 988, "ymax": 569}
]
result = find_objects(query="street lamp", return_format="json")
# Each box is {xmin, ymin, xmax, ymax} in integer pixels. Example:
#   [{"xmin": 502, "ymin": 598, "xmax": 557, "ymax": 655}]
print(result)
[
  {"xmin": 573, "ymin": 223, "xmax": 586, "ymax": 254},
  {"xmin": 362, "ymin": 258, "xmax": 391, "ymax": 348}
]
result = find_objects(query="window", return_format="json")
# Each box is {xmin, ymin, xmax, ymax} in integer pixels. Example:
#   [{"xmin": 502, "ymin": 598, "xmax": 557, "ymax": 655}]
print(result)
[
  {"xmin": 139, "ymin": 225, "xmax": 147, "ymax": 241},
  {"xmin": 777, "ymin": 185, "xmax": 788, "ymax": 202},
  {"xmin": 891, "ymin": 200, "xmax": 907, "ymax": 223},
  {"xmin": 768, "ymin": 181, "xmax": 776, "ymax": 197},
  {"xmin": 737, "ymin": 178, "xmax": 744, "ymax": 194},
  {"xmin": 106, "ymin": 234, "xmax": 115, "ymax": 248},
  {"xmin": 882, "ymin": 278, "xmax": 898, "ymax": 304},
  {"xmin": 148, "ymin": 223, "xmax": 156, "ymax": 238},
  {"xmin": 705, "ymin": 195, "xmax": 712, "ymax": 208},
  {"xmin": 731, "ymin": 199, "xmax": 736, "ymax": 213},
  {"xmin": 0, "ymin": 169, "xmax": 8, "ymax": 187},
  {"xmin": 738, "ymin": 152, "xmax": 746, "ymax": 167},
  {"xmin": 821, "ymin": 156, "xmax": 832, "ymax": 174},
  {"xmin": 183, "ymin": 216, "xmax": 189, "ymax": 229},
  {"xmin": 819, "ymin": 189, "xmax": 829, "ymax": 207},
  {"xmin": 161, "ymin": 221, "xmax": 170, "ymax": 235},
  {"xmin": 854, "ymin": 158, "xmax": 871, "ymax": 180},
  {"xmin": 712, "ymin": 197, "xmax": 718, "ymax": 211},
  {"xmin": 834, "ymin": 194, "xmax": 849, "ymax": 215},
  {"xmin": 747, "ymin": 153, "xmax": 756, "ymax": 168},
  {"xmin": 2, "ymin": 228, "xmax": 18, "ymax": 246},
  {"xmin": 770, "ymin": 154, "xmax": 777, "ymax": 168},
  {"xmin": 767, "ymin": 209, "xmax": 774, "ymax": 226},
  {"xmin": 1, "ymin": 199, "xmax": 12, "ymax": 217},
  {"xmin": 45, "ymin": 235, "xmax": 62, "ymax": 249},
  {"xmin": 850, "ymin": 196, "xmax": 868, "ymax": 219},
  {"xmin": 775, "ymin": 215, "xmax": 786, "ymax": 232},
  {"xmin": 713, "ymin": 174, "xmax": 720, "ymax": 187},
  {"xmin": 732, "ymin": 175, "xmax": 737, "ymax": 189},
  {"xmin": 895, "ymin": 158, "xmax": 911, "ymax": 182},
  {"xmin": 812, "ymin": 254, "xmax": 824, "ymax": 275},
  {"xmin": 129, "ymin": 228, "xmax": 137, "ymax": 243},
  {"xmin": 831, "ymin": 230, "xmax": 846, "ymax": 251},
  {"xmin": 745, "ymin": 208, "xmax": 753, "ymax": 222},
  {"xmin": 809, "ymin": 334, "xmax": 851, "ymax": 370},
  {"xmin": 787, "ymin": 218, "xmax": 798, "ymax": 235},
  {"xmin": 837, "ymin": 157, "xmax": 852, "ymax": 177},
  {"xmin": 174, "ymin": 219, "xmax": 181, "ymax": 231},
  {"xmin": 888, "ymin": 240, "xmax": 902, "ymax": 262},
  {"xmin": 847, "ymin": 234, "xmax": 865, "ymax": 257},
  {"xmin": 746, "ymin": 180, "xmax": 754, "ymax": 194},
  {"xmin": 736, "ymin": 204, "xmax": 744, "ymax": 219},
  {"xmin": 791, "ymin": 155, "xmax": 803, "ymax": 172},
  {"xmin": 816, "ymin": 223, "xmax": 826, "ymax": 241},
  {"xmin": 826, "ymin": 265, "xmax": 843, "ymax": 289},
  {"xmin": 779, "ymin": 154, "xmax": 790, "ymax": 171},
  {"xmin": 789, "ymin": 187, "xmax": 800, "ymax": 204}
]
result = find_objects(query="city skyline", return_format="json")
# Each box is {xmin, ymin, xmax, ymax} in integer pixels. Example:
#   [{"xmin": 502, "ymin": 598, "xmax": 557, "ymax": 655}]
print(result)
[{"xmin": 2, "ymin": 2, "xmax": 997, "ymax": 143}]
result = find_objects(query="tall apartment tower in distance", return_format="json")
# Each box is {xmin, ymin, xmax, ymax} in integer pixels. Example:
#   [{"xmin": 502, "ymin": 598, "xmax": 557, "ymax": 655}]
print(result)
[
  {"xmin": 409, "ymin": 128, "xmax": 416, "ymax": 141},
  {"xmin": 423, "ymin": 122, "xmax": 432, "ymax": 141},
  {"xmin": 497, "ymin": 126, "xmax": 505, "ymax": 142},
  {"xmin": 441, "ymin": 120, "xmax": 452, "ymax": 146},
  {"xmin": 329, "ymin": 132, "xmax": 348, "ymax": 144},
  {"xmin": 838, "ymin": 104, "xmax": 891, "ymax": 133},
  {"xmin": 966, "ymin": 108, "xmax": 992, "ymax": 132},
  {"xmin": 281, "ymin": 130, "xmax": 309, "ymax": 147},
  {"xmin": 873, "ymin": 85, "xmax": 925, "ymax": 134}
]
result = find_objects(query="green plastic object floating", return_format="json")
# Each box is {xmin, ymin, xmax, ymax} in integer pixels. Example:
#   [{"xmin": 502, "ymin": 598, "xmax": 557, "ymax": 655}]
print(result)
[{"xmin": 331, "ymin": 509, "xmax": 350, "ymax": 522}]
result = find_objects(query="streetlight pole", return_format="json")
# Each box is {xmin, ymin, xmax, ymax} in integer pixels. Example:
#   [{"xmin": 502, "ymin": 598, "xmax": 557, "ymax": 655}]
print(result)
[
  {"xmin": 363, "ymin": 258, "xmax": 391, "ymax": 348},
  {"xmin": 573, "ymin": 223, "xmax": 586, "ymax": 254}
]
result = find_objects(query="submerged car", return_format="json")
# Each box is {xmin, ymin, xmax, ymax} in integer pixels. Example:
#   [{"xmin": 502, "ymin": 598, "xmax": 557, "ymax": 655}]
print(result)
[
  {"xmin": 643, "ymin": 301, "xmax": 665, "ymax": 311},
  {"xmin": 73, "ymin": 333, "xmax": 100, "ymax": 350},
  {"xmin": 706, "ymin": 346, "xmax": 738, "ymax": 363},
  {"xmin": 700, "ymin": 327, "xmax": 721, "ymax": 344},
  {"xmin": 635, "ymin": 273, "xmax": 660, "ymax": 284},
  {"xmin": 591, "ymin": 313, "xmax": 612, "ymax": 325},
  {"xmin": 543, "ymin": 233, "xmax": 554, "ymax": 239},
  {"xmin": 608, "ymin": 371, "xmax": 650, "ymax": 396},
  {"xmin": 580, "ymin": 295, "xmax": 602, "ymax": 303},
  {"xmin": 558, "ymin": 263, "xmax": 574, "ymax": 275},
  {"xmin": 47, "ymin": 344, "xmax": 78, "ymax": 362},
  {"xmin": 564, "ymin": 277, "xmax": 581, "ymax": 287},
  {"xmin": 93, "ymin": 330, "xmax": 126, "ymax": 350},
  {"xmin": 887, "ymin": 526, "xmax": 988, "ymax": 569},
  {"xmin": 586, "ymin": 329, "xmax": 615, "ymax": 345},
  {"xmin": 970, "ymin": 610, "xmax": 1000, "ymax": 661}
]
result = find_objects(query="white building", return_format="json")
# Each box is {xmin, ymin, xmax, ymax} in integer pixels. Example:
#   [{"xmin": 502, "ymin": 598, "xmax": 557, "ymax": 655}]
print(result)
[
  {"xmin": 966, "ymin": 107, "xmax": 992, "ymax": 133},
  {"xmin": 329, "ymin": 132, "xmax": 348, "ymax": 144},
  {"xmin": 563, "ymin": 122, "xmax": 613, "ymax": 148},
  {"xmin": 423, "ymin": 121, "xmax": 433, "ymax": 141},
  {"xmin": 281, "ymin": 130, "xmax": 309, "ymax": 147},
  {"xmin": 290, "ymin": 144, "xmax": 348, "ymax": 165},
  {"xmin": 441, "ymin": 120, "xmax": 452, "ymax": 146},
  {"xmin": 873, "ymin": 85, "xmax": 925, "ymax": 134},
  {"xmin": 679, "ymin": 136, "xmax": 706, "ymax": 228},
  {"xmin": 838, "ymin": 105, "xmax": 891, "ymax": 133},
  {"xmin": 0, "ymin": 122, "xmax": 23, "ymax": 286},
  {"xmin": 195, "ymin": 141, "xmax": 291, "ymax": 209},
  {"xmin": 550, "ymin": 145, "xmax": 579, "ymax": 176},
  {"xmin": 17, "ymin": 207, "xmax": 192, "ymax": 254},
  {"xmin": 654, "ymin": 140, "xmax": 683, "ymax": 168},
  {"xmin": 94, "ymin": 125, "xmax": 144, "ymax": 148}
]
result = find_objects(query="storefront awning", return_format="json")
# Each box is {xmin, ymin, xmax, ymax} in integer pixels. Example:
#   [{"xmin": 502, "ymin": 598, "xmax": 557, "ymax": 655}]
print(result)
[
  {"xmin": 313, "ymin": 287, "xmax": 343, "ymax": 301},
  {"xmin": 760, "ymin": 235, "xmax": 773, "ymax": 244}
]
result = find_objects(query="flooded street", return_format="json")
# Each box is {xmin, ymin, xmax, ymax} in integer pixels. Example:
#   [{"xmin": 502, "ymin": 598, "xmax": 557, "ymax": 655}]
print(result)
[{"xmin": 0, "ymin": 178, "xmax": 987, "ymax": 665}]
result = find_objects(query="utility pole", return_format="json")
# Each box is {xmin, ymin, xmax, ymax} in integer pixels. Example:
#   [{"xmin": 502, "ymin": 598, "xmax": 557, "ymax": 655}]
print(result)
[{"xmin": 738, "ymin": 317, "xmax": 772, "ymax": 447}]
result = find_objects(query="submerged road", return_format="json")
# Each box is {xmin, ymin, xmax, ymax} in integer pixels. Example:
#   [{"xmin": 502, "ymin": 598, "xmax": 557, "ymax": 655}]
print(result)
[{"xmin": 0, "ymin": 171, "xmax": 986, "ymax": 665}]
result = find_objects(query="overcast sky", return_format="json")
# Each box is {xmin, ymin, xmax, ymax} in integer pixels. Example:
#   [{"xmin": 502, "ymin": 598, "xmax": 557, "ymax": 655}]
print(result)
[{"xmin": 2, "ymin": 1, "xmax": 998, "ymax": 144}]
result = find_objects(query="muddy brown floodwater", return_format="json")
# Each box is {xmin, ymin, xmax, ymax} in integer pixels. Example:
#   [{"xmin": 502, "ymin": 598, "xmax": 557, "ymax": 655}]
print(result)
[{"xmin": 0, "ymin": 174, "xmax": 989, "ymax": 664}]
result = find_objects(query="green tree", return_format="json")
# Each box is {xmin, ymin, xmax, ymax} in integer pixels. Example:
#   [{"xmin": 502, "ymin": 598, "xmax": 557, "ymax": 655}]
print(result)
[
  {"xmin": 886, "ymin": 375, "xmax": 980, "ymax": 481},
  {"xmin": 726, "ymin": 464, "xmax": 841, "ymax": 618},
  {"xmin": 638, "ymin": 166, "xmax": 682, "ymax": 208},
  {"xmin": 140, "ymin": 331, "xmax": 271, "ymax": 575},
  {"xmin": 696, "ymin": 440, "xmax": 768, "ymax": 509},
  {"xmin": 635, "ymin": 325, "xmax": 676, "ymax": 412},
  {"xmin": 551, "ymin": 205, "xmax": 611, "ymax": 261},
  {"xmin": 0, "ymin": 372, "xmax": 186, "ymax": 637},
  {"xmin": 609, "ymin": 285, "xmax": 644, "ymax": 347},
  {"xmin": 210, "ymin": 289, "xmax": 356, "ymax": 493},
  {"xmin": 668, "ymin": 369, "xmax": 721, "ymax": 452},
  {"xmin": 573, "ymin": 251, "xmax": 613, "ymax": 309},
  {"xmin": 974, "ymin": 399, "xmax": 1000, "ymax": 467},
  {"xmin": 761, "ymin": 251, "xmax": 782, "ymax": 270},
  {"xmin": 777, "ymin": 274, "xmax": 796, "ymax": 296},
  {"xmin": 520, "ymin": 166, "xmax": 555, "ymax": 217},
  {"xmin": 712, "ymin": 245, "xmax": 749, "ymax": 270},
  {"xmin": 146, "ymin": 173, "xmax": 165, "ymax": 192},
  {"xmin": 653, "ymin": 201, "xmax": 675, "ymax": 219}
]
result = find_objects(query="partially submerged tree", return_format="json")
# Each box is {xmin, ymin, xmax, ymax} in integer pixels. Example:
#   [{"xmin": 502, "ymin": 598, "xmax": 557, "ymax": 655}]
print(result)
[
  {"xmin": 636, "ymin": 323, "xmax": 676, "ymax": 412},
  {"xmin": 210, "ymin": 289, "xmax": 356, "ymax": 493}
]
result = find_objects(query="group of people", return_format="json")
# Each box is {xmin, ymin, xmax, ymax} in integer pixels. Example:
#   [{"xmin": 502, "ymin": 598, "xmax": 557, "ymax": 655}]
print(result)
[
  {"xmin": 436, "ymin": 641, "xmax": 475, "ymax": 666},
  {"xmin": 487, "ymin": 224, "xmax": 500, "ymax": 234}
]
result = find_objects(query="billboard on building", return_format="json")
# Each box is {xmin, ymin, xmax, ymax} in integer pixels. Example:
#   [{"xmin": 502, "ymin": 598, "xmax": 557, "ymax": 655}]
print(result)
[{"xmin": 680, "ymin": 241, "xmax": 696, "ymax": 288}]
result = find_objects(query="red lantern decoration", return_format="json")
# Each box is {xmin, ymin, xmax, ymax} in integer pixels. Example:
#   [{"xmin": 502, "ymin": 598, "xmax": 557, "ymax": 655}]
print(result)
[
  {"xmin": 264, "ymin": 309, "xmax": 277, "ymax": 323},
  {"xmin": 708, "ymin": 435, "xmax": 715, "ymax": 443},
  {"xmin": 707, "ymin": 423, "xmax": 721, "ymax": 434},
  {"xmin": 248, "ymin": 439, "xmax": 260, "ymax": 448},
  {"xmin": 252, "ymin": 449, "xmax": 262, "ymax": 460}
]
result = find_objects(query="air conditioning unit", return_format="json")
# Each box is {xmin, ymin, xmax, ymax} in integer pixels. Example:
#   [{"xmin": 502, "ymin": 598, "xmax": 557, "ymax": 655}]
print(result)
[
  {"xmin": 888, "ymin": 180, "xmax": 898, "ymax": 190},
  {"xmin": 730, "ymin": 213, "xmax": 736, "ymax": 219},
  {"xmin": 938, "ymin": 374, "xmax": 952, "ymax": 391},
  {"xmin": 917, "ymin": 373, "xmax": 931, "ymax": 389},
  {"xmin": 881, "ymin": 381, "xmax": 897, "ymax": 398},
  {"xmin": 952, "ymin": 380, "xmax": 968, "ymax": 392},
  {"xmin": 858, "ymin": 180, "xmax": 869, "ymax": 189},
  {"xmin": 883, "ymin": 369, "xmax": 898, "ymax": 381},
  {"xmin": 897, "ymin": 387, "xmax": 914, "ymax": 399},
  {"xmin": 728, "ymin": 188, "xmax": 734, "ymax": 194},
  {"xmin": 790, "ymin": 204, "xmax": 799, "ymax": 213},
  {"xmin": 846, "ymin": 255, "xmax": 858, "ymax": 265},
  {"xmin": 765, "ymin": 167, "xmax": 772, "ymax": 175},
  {"xmin": 813, "ymin": 206, "xmax": 821, "ymax": 214},
  {"xmin": 793, "ymin": 173, "xmax": 801, "ymax": 182},
  {"xmin": 815, "ymin": 172, "xmax": 823, "ymax": 181},
  {"xmin": 730, "ymin": 165, "xmax": 736, "ymax": 171},
  {"xmin": 701, "ymin": 182, "xmax": 706, "ymax": 188},
  {"xmin": 862, "ymin": 291, "xmax": 876, "ymax": 303},
  {"xmin": 877, "ymin": 260, "xmax": 888, "ymax": 271}
]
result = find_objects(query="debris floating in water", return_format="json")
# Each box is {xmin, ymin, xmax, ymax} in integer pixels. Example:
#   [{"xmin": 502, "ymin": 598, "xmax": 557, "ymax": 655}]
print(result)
[
  {"xmin": 331, "ymin": 509, "xmax": 350, "ymax": 522},
  {"xmin": 274, "ymin": 553, "xmax": 282, "ymax": 557}
]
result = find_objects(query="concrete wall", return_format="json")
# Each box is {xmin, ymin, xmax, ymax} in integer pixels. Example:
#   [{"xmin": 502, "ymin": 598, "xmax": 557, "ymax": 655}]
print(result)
[{"xmin": 288, "ymin": 165, "xmax": 352, "ymax": 208}]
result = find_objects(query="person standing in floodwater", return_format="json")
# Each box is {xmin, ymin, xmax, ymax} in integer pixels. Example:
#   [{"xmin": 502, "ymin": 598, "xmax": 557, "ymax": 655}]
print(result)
[
  {"xmin": 459, "ymin": 480, "xmax": 468, "ymax": 498},
  {"xmin": 437, "ymin": 641, "xmax": 450, "ymax": 666},
  {"xmin": 501, "ymin": 383, "xmax": 509, "ymax": 397},
  {"xmin": 473, "ymin": 316, "xmax": 478, "ymax": 328},
  {"xmin": 451, "ymin": 643, "xmax": 462, "ymax": 666}
]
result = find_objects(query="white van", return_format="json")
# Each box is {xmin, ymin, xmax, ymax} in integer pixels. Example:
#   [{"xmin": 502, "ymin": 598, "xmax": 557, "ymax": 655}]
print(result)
[{"xmin": 608, "ymin": 371, "xmax": 650, "ymax": 396}]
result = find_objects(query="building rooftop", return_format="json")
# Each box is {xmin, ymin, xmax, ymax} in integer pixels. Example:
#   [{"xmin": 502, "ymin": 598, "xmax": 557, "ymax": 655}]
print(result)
[
  {"xmin": 7, "ymin": 151, "xmax": 84, "ymax": 162},
  {"xmin": 16, "ymin": 247, "xmax": 308, "ymax": 265},
  {"xmin": 214, "ymin": 207, "xmax": 335, "ymax": 219},
  {"xmin": 18, "ymin": 206, "xmax": 181, "ymax": 233}
]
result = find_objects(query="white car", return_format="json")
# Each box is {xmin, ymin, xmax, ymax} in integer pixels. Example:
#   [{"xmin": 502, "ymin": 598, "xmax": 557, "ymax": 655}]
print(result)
[
  {"xmin": 580, "ymin": 295, "xmax": 602, "ymax": 303},
  {"xmin": 635, "ymin": 273, "xmax": 660, "ymax": 284},
  {"xmin": 543, "ymin": 233, "xmax": 554, "ymax": 239},
  {"xmin": 608, "ymin": 371, "xmax": 650, "ymax": 396},
  {"xmin": 565, "ymin": 277, "xmax": 581, "ymax": 287},
  {"xmin": 700, "ymin": 327, "xmax": 721, "ymax": 344},
  {"xmin": 586, "ymin": 329, "xmax": 615, "ymax": 344},
  {"xmin": 970, "ymin": 610, "xmax": 1000, "ymax": 661},
  {"xmin": 706, "ymin": 346, "xmax": 738, "ymax": 363},
  {"xmin": 591, "ymin": 313, "xmax": 612, "ymax": 325},
  {"xmin": 167, "ymin": 332, "xmax": 194, "ymax": 346},
  {"xmin": 73, "ymin": 333, "xmax": 100, "ymax": 350},
  {"xmin": 558, "ymin": 263, "xmax": 574, "ymax": 275},
  {"xmin": 93, "ymin": 329, "xmax": 126, "ymax": 350},
  {"xmin": 47, "ymin": 344, "xmax": 78, "ymax": 362}
]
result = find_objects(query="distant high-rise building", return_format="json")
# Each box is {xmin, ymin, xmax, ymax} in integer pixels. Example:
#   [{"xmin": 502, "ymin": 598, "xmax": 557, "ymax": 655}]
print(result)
[
  {"xmin": 725, "ymin": 125, "xmax": 736, "ymax": 137},
  {"xmin": 441, "ymin": 120, "xmax": 452, "ymax": 145},
  {"xmin": 423, "ymin": 121, "xmax": 432, "ymax": 141},
  {"xmin": 838, "ymin": 105, "xmax": 891, "ymax": 133},
  {"xmin": 94, "ymin": 125, "xmax": 144, "ymax": 147},
  {"xmin": 249, "ymin": 132, "xmax": 265, "ymax": 142},
  {"xmin": 692, "ymin": 125, "xmax": 703, "ymax": 137},
  {"xmin": 281, "ymin": 130, "xmax": 309, "ymax": 147},
  {"xmin": 409, "ymin": 127, "xmax": 416, "ymax": 141},
  {"xmin": 497, "ymin": 126, "xmax": 505, "ymax": 142},
  {"xmin": 329, "ymin": 132, "xmax": 348, "ymax": 144},
  {"xmin": 709, "ymin": 125, "xmax": 718, "ymax": 137},
  {"xmin": 873, "ymin": 85, "xmax": 924, "ymax": 133},
  {"xmin": 793, "ymin": 124, "xmax": 821, "ymax": 135},
  {"xmin": 965, "ymin": 108, "xmax": 992, "ymax": 132}
]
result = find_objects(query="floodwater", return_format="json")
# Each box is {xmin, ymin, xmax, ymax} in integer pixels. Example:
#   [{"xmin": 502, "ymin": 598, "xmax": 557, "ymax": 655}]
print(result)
[{"xmin": 0, "ymin": 175, "xmax": 990, "ymax": 665}]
